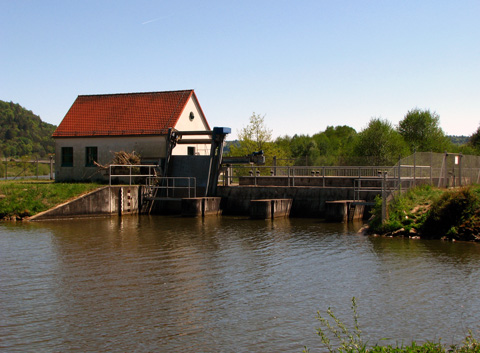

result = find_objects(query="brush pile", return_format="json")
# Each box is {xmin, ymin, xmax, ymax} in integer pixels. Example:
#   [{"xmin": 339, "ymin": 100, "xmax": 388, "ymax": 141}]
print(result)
[
  {"xmin": 95, "ymin": 151, "xmax": 140, "ymax": 169},
  {"xmin": 111, "ymin": 151, "xmax": 140, "ymax": 165}
]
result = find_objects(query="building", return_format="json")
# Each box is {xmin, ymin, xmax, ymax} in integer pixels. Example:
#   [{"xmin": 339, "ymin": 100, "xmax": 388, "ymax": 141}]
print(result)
[{"xmin": 52, "ymin": 90, "xmax": 211, "ymax": 182}]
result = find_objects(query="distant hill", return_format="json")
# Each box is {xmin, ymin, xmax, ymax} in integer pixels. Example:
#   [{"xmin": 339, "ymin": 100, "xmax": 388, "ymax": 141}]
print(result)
[
  {"xmin": 448, "ymin": 135, "xmax": 469, "ymax": 146},
  {"xmin": 0, "ymin": 100, "xmax": 57, "ymax": 157}
]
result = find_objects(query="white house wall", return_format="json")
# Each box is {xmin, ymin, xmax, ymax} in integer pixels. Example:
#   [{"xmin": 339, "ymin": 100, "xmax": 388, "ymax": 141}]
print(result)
[
  {"xmin": 55, "ymin": 136, "xmax": 166, "ymax": 181},
  {"xmin": 172, "ymin": 96, "xmax": 211, "ymax": 156}
]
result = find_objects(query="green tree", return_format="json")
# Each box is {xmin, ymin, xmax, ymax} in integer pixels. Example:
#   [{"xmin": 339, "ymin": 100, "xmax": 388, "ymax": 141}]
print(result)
[
  {"xmin": 228, "ymin": 113, "xmax": 288, "ymax": 163},
  {"xmin": 397, "ymin": 108, "xmax": 450, "ymax": 152},
  {"xmin": 353, "ymin": 118, "xmax": 409, "ymax": 165},
  {"xmin": 468, "ymin": 125, "xmax": 480, "ymax": 151},
  {"xmin": 287, "ymin": 134, "xmax": 319, "ymax": 165},
  {"xmin": 238, "ymin": 112, "xmax": 272, "ymax": 152},
  {"xmin": 313, "ymin": 125, "xmax": 357, "ymax": 165}
]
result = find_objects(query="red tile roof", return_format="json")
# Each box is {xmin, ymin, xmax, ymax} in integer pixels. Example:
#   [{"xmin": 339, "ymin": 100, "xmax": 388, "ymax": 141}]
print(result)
[{"xmin": 53, "ymin": 90, "xmax": 206, "ymax": 137}]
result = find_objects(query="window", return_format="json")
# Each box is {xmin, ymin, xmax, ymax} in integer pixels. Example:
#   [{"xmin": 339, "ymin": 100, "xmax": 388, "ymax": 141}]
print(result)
[
  {"xmin": 85, "ymin": 147, "xmax": 98, "ymax": 167},
  {"xmin": 188, "ymin": 146, "xmax": 195, "ymax": 156},
  {"xmin": 61, "ymin": 147, "xmax": 73, "ymax": 167}
]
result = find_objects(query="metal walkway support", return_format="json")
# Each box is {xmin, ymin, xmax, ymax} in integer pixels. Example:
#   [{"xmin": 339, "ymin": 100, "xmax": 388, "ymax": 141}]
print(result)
[{"xmin": 205, "ymin": 127, "xmax": 231, "ymax": 196}]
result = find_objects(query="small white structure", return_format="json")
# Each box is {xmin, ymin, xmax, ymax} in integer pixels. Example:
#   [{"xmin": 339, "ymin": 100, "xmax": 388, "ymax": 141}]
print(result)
[{"xmin": 52, "ymin": 90, "xmax": 211, "ymax": 182}]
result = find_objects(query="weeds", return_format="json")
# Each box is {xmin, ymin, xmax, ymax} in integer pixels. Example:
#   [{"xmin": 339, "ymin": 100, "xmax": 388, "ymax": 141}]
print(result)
[
  {"xmin": 306, "ymin": 298, "xmax": 480, "ymax": 353},
  {"xmin": 313, "ymin": 297, "xmax": 366, "ymax": 353}
]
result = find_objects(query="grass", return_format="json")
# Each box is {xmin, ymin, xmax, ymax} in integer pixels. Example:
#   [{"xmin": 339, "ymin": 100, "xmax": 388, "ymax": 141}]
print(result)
[
  {"xmin": 368, "ymin": 185, "xmax": 480, "ymax": 241},
  {"xmin": 0, "ymin": 180, "xmax": 102, "ymax": 219},
  {"xmin": 304, "ymin": 298, "xmax": 480, "ymax": 353}
]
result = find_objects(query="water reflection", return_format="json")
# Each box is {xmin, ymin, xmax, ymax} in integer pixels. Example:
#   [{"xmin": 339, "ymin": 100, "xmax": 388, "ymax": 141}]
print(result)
[{"xmin": 1, "ymin": 216, "xmax": 480, "ymax": 352}]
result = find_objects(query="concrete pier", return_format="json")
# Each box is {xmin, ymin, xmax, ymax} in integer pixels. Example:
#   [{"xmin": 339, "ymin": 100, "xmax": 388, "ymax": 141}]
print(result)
[
  {"xmin": 250, "ymin": 199, "xmax": 292, "ymax": 220},
  {"xmin": 325, "ymin": 200, "xmax": 365, "ymax": 222},
  {"xmin": 181, "ymin": 197, "xmax": 221, "ymax": 217}
]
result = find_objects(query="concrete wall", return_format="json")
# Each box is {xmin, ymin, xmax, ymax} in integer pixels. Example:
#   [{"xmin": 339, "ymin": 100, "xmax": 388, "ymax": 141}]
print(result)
[
  {"xmin": 54, "ymin": 136, "xmax": 167, "ymax": 182},
  {"xmin": 29, "ymin": 186, "xmax": 140, "ymax": 220},
  {"xmin": 29, "ymin": 185, "xmax": 377, "ymax": 221},
  {"xmin": 217, "ymin": 186, "xmax": 379, "ymax": 218}
]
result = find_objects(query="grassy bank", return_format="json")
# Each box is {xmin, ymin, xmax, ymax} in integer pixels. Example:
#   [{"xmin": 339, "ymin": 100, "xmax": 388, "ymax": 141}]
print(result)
[
  {"xmin": 0, "ymin": 180, "xmax": 102, "ymax": 220},
  {"xmin": 368, "ymin": 184, "xmax": 480, "ymax": 241}
]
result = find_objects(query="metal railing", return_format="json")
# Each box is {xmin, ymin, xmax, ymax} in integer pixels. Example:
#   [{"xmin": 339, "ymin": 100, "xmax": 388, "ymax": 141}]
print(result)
[
  {"xmin": 353, "ymin": 177, "xmax": 403, "ymax": 202},
  {"xmin": 144, "ymin": 176, "xmax": 196, "ymax": 199},
  {"xmin": 108, "ymin": 164, "xmax": 158, "ymax": 185},
  {"xmin": 221, "ymin": 165, "xmax": 432, "ymax": 187}
]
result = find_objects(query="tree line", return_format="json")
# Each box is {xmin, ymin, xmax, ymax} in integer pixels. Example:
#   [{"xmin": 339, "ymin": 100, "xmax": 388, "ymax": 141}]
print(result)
[{"xmin": 228, "ymin": 109, "xmax": 479, "ymax": 166}]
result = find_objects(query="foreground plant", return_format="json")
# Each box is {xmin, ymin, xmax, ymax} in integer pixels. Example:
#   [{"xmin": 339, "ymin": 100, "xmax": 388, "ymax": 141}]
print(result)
[
  {"xmin": 305, "ymin": 298, "xmax": 480, "ymax": 353},
  {"xmin": 311, "ymin": 297, "xmax": 365, "ymax": 353}
]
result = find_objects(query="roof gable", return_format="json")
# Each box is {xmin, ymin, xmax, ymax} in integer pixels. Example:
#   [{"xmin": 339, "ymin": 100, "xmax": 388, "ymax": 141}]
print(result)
[{"xmin": 53, "ymin": 90, "xmax": 205, "ymax": 137}]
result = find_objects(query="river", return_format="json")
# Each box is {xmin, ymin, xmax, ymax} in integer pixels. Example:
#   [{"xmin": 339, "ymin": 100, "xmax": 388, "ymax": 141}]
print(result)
[{"xmin": 1, "ymin": 216, "xmax": 480, "ymax": 352}]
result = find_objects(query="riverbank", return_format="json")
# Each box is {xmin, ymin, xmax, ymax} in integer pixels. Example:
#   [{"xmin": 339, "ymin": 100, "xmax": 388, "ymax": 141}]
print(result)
[
  {"xmin": 367, "ymin": 184, "xmax": 480, "ymax": 242},
  {"xmin": 0, "ymin": 180, "xmax": 101, "ymax": 220}
]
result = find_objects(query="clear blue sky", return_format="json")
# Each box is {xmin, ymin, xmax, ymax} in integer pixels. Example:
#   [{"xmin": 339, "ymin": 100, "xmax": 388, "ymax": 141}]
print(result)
[{"xmin": 1, "ymin": 0, "xmax": 479, "ymax": 139}]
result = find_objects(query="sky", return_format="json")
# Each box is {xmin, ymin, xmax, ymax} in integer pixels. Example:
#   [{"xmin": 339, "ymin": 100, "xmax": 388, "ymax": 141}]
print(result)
[{"xmin": 1, "ymin": 0, "xmax": 479, "ymax": 140}]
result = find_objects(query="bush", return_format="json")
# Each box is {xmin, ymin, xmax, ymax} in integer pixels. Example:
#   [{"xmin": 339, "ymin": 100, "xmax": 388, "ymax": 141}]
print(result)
[
  {"xmin": 421, "ymin": 187, "xmax": 480, "ymax": 240},
  {"xmin": 368, "ymin": 185, "xmax": 442, "ymax": 235}
]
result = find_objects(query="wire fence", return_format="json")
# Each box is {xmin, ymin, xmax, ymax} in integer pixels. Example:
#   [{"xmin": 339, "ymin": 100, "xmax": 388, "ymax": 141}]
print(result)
[
  {"xmin": 388, "ymin": 152, "xmax": 480, "ymax": 188},
  {"xmin": 1, "ymin": 157, "xmax": 54, "ymax": 180}
]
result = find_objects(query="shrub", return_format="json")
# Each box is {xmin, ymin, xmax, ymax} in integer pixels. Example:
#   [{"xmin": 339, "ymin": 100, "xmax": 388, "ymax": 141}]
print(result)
[{"xmin": 420, "ymin": 187, "xmax": 480, "ymax": 240}]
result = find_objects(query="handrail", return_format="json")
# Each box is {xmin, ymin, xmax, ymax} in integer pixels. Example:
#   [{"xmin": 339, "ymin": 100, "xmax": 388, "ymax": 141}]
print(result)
[
  {"xmin": 144, "ymin": 176, "xmax": 196, "ymax": 199},
  {"xmin": 223, "ymin": 165, "xmax": 415, "ymax": 185},
  {"xmin": 109, "ymin": 164, "xmax": 158, "ymax": 185},
  {"xmin": 353, "ymin": 177, "xmax": 400, "ymax": 202}
]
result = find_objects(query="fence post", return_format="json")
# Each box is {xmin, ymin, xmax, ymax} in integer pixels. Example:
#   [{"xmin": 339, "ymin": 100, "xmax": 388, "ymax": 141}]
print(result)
[
  {"xmin": 413, "ymin": 149, "xmax": 416, "ymax": 187},
  {"xmin": 459, "ymin": 153, "xmax": 463, "ymax": 186},
  {"xmin": 382, "ymin": 171, "xmax": 387, "ymax": 223},
  {"xmin": 430, "ymin": 152, "xmax": 433, "ymax": 185},
  {"xmin": 444, "ymin": 152, "xmax": 449, "ymax": 188},
  {"xmin": 50, "ymin": 155, "xmax": 54, "ymax": 180},
  {"xmin": 323, "ymin": 166, "xmax": 326, "ymax": 187},
  {"xmin": 4, "ymin": 157, "xmax": 7, "ymax": 180},
  {"xmin": 398, "ymin": 155, "xmax": 401, "ymax": 191}
]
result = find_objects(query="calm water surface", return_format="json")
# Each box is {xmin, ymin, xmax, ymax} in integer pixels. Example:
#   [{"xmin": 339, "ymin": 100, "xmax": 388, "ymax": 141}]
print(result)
[{"xmin": 1, "ymin": 216, "xmax": 480, "ymax": 352}]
